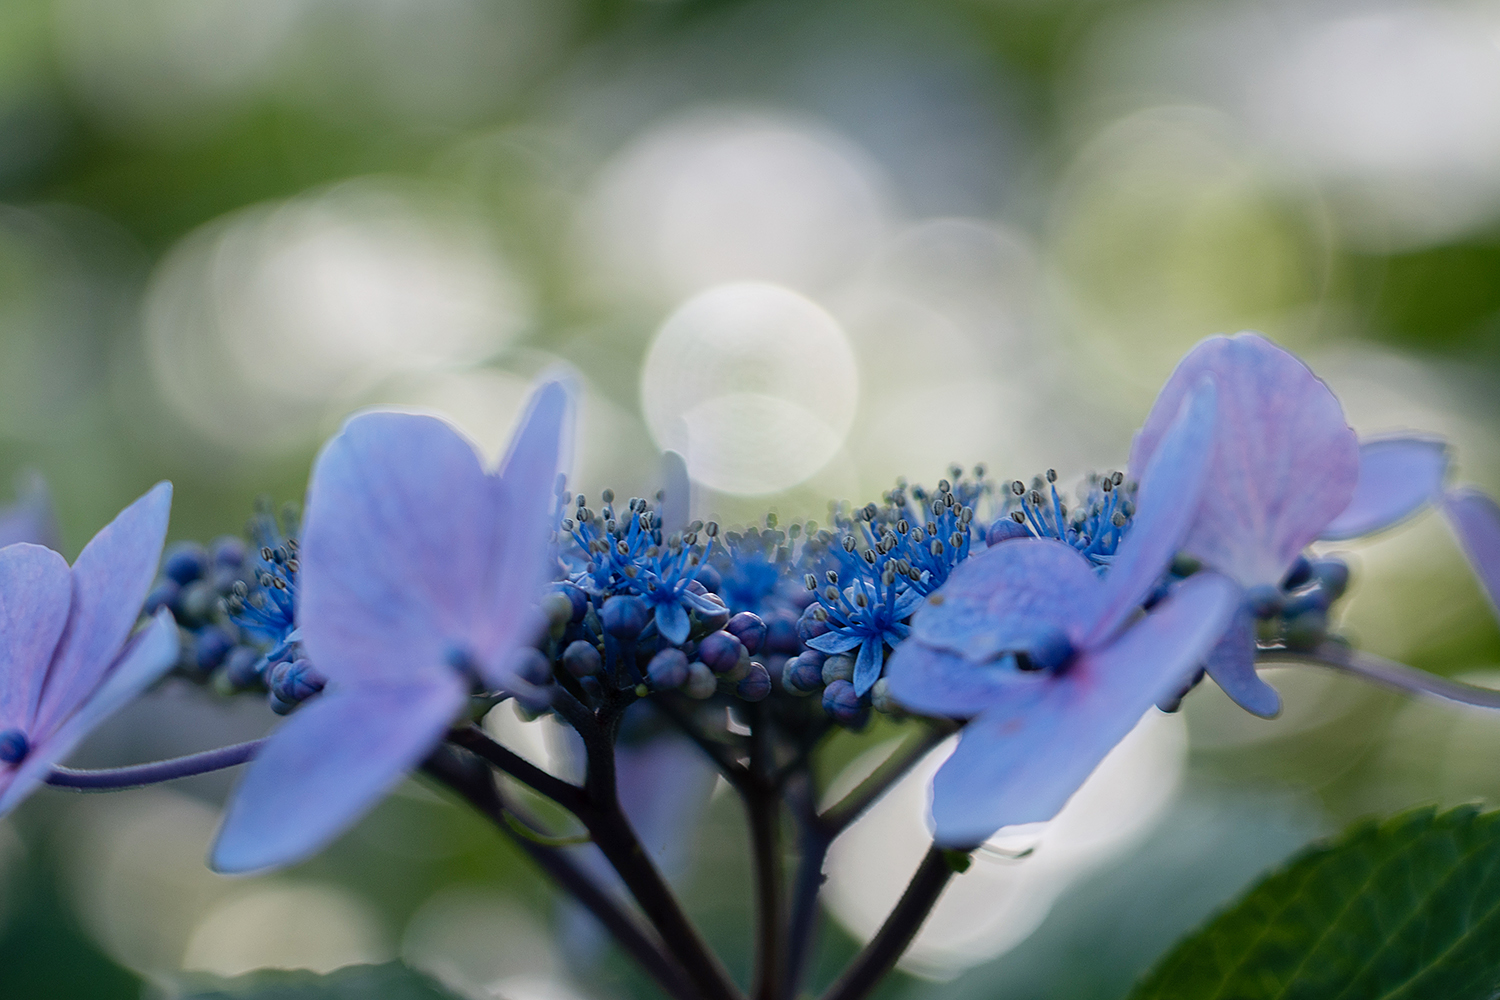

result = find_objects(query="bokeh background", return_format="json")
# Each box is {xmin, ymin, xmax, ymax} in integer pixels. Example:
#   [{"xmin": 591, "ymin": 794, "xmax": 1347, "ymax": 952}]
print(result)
[{"xmin": 3, "ymin": 0, "xmax": 1500, "ymax": 996}]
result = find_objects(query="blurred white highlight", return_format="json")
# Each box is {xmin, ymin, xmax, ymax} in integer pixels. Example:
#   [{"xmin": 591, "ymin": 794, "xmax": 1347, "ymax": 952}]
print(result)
[
  {"xmin": 824, "ymin": 710, "xmax": 1186, "ymax": 977},
  {"xmin": 641, "ymin": 282, "xmax": 859, "ymax": 495},
  {"xmin": 1245, "ymin": 4, "xmax": 1500, "ymax": 245},
  {"xmin": 144, "ymin": 181, "xmax": 528, "ymax": 453},
  {"xmin": 182, "ymin": 882, "xmax": 390, "ymax": 976},
  {"xmin": 402, "ymin": 887, "xmax": 585, "ymax": 1000},
  {"xmin": 579, "ymin": 110, "xmax": 889, "ymax": 303}
]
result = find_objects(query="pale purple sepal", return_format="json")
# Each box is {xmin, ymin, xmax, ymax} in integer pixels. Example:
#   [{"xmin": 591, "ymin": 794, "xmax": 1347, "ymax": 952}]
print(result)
[
  {"xmin": 1202, "ymin": 602, "xmax": 1280, "ymax": 718},
  {"xmin": 298, "ymin": 379, "xmax": 575, "ymax": 691},
  {"xmin": 215, "ymin": 378, "xmax": 575, "ymax": 872},
  {"xmin": 1088, "ymin": 378, "xmax": 1217, "ymax": 644},
  {"xmin": 1320, "ymin": 436, "xmax": 1449, "ymax": 541},
  {"xmin": 1443, "ymin": 487, "xmax": 1500, "ymax": 623},
  {"xmin": 0, "ymin": 610, "xmax": 179, "ymax": 816},
  {"xmin": 0, "ymin": 483, "xmax": 177, "ymax": 819},
  {"xmin": 211, "ymin": 676, "xmax": 467, "ymax": 874},
  {"xmin": 1131, "ymin": 333, "xmax": 1358, "ymax": 588},
  {"xmin": 928, "ymin": 572, "xmax": 1238, "ymax": 846},
  {"xmin": 33, "ymin": 483, "xmax": 173, "ymax": 735}
]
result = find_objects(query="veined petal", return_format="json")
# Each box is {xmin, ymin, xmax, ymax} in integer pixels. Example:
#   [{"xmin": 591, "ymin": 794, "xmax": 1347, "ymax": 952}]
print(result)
[
  {"xmin": 910, "ymin": 539, "xmax": 1099, "ymax": 660},
  {"xmin": 928, "ymin": 572, "xmax": 1237, "ymax": 846},
  {"xmin": 211, "ymin": 675, "xmax": 466, "ymax": 874},
  {"xmin": 0, "ymin": 610, "xmax": 177, "ymax": 818},
  {"xmin": 1130, "ymin": 333, "xmax": 1358, "ymax": 588},
  {"xmin": 655, "ymin": 602, "xmax": 690, "ymax": 646},
  {"xmin": 1320, "ymin": 436, "xmax": 1449, "ymax": 541},
  {"xmin": 852, "ymin": 636, "xmax": 884, "ymax": 697},
  {"xmin": 34, "ymin": 483, "xmax": 171, "ymax": 736},
  {"xmin": 1443, "ymin": 487, "xmax": 1500, "ymax": 622},
  {"xmin": 1202, "ymin": 602, "xmax": 1280, "ymax": 718},
  {"xmin": 1089, "ymin": 378, "xmax": 1217, "ymax": 645},
  {"xmin": 0, "ymin": 544, "xmax": 71, "ymax": 732},
  {"xmin": 806, "ymin": 631, "xmax": 864, "ymax": 655}
]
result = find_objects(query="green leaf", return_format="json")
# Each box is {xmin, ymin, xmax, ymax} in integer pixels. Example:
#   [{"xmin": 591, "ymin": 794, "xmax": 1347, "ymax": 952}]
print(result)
[
  {"xmin": 174, "ymin": 962, "xmax": 465, "ymax": 1000},
  {"xmin": 1130, "ymin": 806, "xmax": 1500, "ymax": 1000}
]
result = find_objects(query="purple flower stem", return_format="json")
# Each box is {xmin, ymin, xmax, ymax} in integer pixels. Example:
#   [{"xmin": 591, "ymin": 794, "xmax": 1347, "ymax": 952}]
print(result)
[
  {"xmin": 819, "ymin": 846, "xmax": 958, "ymax": 1000},
  {"xmin": 422, "ymin": 744, "xmax": 699, "ymax": 1000},
  {"xmin": 45, "ymin": 739, "xmax": 264, "ymax": 790},
  {"xmin": 746, "ymin": 701, "xmax": 786, "ymax": 1000},
  {"xmin": 1263, "ymin": 644, "xmax": 1500, "ymax": 708},
  {"xmin": 784, "ymin": 777, "xmax": 831, "ymax": 1000},
  {"xmin": 548, "ymin": 684, "xmax": 746, "ymax": 1000}
]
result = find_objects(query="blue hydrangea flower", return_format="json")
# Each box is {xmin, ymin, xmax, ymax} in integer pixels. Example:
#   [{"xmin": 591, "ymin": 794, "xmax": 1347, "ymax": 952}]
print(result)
[
  {"xmin": 886, "ymin": 381, "xmax": 1237, "ymax": 847},
  {"xmin": 0, "ymin": 484, "xmax": 179, "ymax": 816},
  {"xmin": 562, "ymin": 499, "xmax": 721, "ymax": 645},
  {"xmin": 803, "ymin": 566, "xmax": 925, "ymax": 697},
  {"xmin": 212, "ymin": 379, "xmax": 574, "ymax": 874},
  {"xmin": 1130, "ymin": 334, "xmax": 1451, "ymax": 718}
]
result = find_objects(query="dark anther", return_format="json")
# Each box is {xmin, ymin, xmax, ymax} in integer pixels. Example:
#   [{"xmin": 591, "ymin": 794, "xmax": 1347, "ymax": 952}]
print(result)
[
  {"xmin": 1011, "ymin": 480, "xmax": 1025, "ymax": 496},
  {"xmin": 1046, "ymin": 469, "xmax": 1057, "ymax": 483}
]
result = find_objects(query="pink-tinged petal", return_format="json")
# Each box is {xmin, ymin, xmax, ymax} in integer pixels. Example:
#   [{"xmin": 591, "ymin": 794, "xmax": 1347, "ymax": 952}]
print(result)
[
  {"xmin": 1130, "ymin": 333, "xmax": 1358, "ymax": 587},
  {"xmin": 33, "ymin": 483, "xmax": 171, "ymax": 736},
  {"xmin": 1320, "ymin": 436, "xmax": 1449, "ymax": 541},
  {"xmin": 886, "ymin": 641, "xmax": 1043, "ymax": 720},
  {"xmin": 0, "ymin": 610, "xmax": 177, "ymax": 818},
  {"xmin": 0, "ymin": 544, "xmax": 71, "ymax": 731},
  {"xmin": 910, "ymin": 539, "xmax": 1099, "ymax": 660},
  {"xmin": 1443, "ymin": 487, "xmax": 1500, "ymax": 622},
  {"xmin": 1088, "ymin": 378, "xmax": 1217, "ymax": 645},
  {"xmin": 0, "ymin": 473, "xmax": 59, "ymax": 550},
  {"xmin": 1203, "ymin": 603, "xmax": 1280, "ymax": 718},
  {"xmin": 211, "ymin": 675, "xmax": 466, "ymax": 874},
  {"xmin": 928, "ymin": 572, "xmax": 1238, "ymax": 846}
]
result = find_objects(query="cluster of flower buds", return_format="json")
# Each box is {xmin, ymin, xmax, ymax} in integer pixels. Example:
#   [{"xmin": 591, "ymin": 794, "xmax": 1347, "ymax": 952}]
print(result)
[{"xmin": 146, "ymin": 502, "xmax": 323, "ymax": 714}]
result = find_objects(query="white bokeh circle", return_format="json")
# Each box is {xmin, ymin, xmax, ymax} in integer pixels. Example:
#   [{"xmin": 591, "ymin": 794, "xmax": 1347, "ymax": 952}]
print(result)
[{"xmin": 641, "ymin": 281, "xmax": 858, "ymax": 495}]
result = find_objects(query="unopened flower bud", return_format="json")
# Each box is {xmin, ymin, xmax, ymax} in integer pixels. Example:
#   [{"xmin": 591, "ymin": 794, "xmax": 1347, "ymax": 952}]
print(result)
[
  {"xmin": 821, "ymin": 653, "xmax": 856, "ymax": 685},
  {"xmin": 647, "ymin": 648, "xmax": 690, "ymax": 689},
  {"xmin": 562, "ymin": 640, "xmax": 602, "ymax": 678},
  {"xmin": 600, "ymin": 595, "xmax": 650, "ymax": 640},
  {"xmin": 736, "ymin": 662, "xmax": 771, "ymax": 701},
  {"xmin": 684, "ymin": 661, "xmax": 717, "ymax": 699},
  {"xmin": 727, "ymin": 612, "xmax": 767, "ymax": 654}
]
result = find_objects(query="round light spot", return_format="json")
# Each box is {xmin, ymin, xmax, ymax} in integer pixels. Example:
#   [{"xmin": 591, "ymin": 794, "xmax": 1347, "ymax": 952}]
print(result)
[
  {"xmin": 823, "ymin": 710, "xmax": 1186, "ymax": 978},
  {"xmin": 641, "ymin": 282, "xmax": 858, "ymax": 495},
  {"xmin": 181, "ymin": 882, "xmax": 390, "ymax": 976},
  {"xmin": 144, "ymin": 180, "xmax": 528, "ymax": 454},
  {"xmin": 579, "ymin": 111, "xmax": 888, "ymax": 303}
]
